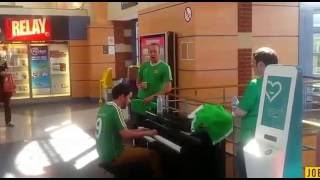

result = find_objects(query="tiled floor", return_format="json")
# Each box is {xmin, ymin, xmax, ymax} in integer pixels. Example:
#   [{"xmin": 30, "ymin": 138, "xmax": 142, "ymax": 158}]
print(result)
[
  {"xmin": 0, "ymin": 100, "xmax": 241, "ymax": 178},
  {"xmin": 0, "ymin": 100, "xmax": 113, "ymax": 178}
]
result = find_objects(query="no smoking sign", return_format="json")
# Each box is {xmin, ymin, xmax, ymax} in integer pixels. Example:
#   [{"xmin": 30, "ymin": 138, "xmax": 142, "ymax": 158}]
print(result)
[{"xmin": 184, "ymin": 7, "xmax": 192, "ymax": 22}]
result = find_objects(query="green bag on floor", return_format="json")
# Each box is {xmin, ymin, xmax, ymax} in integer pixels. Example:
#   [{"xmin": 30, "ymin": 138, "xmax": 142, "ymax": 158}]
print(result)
[
  {"xmin": 131, "ymin": 98, "xmax": 157, "ymax": 115},
  {"xmin": 191, "ymin": 103, "xmax": 233, "ymax": 145}
]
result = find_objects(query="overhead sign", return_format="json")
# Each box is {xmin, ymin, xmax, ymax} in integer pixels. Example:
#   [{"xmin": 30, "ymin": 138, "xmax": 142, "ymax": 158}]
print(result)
[{"xmin": 4, "ymin": 17, "xmax": 51, "ymax": 41}]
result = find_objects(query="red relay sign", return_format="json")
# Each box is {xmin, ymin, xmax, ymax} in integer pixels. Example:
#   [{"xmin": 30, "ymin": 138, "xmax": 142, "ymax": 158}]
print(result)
[{"xmin": 4, "ymin": 17, "xmax": 52, "ymax": 41}]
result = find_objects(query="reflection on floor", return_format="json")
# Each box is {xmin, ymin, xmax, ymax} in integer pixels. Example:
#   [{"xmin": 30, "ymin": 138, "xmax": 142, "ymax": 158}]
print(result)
[{"xmin": 0, "ymin": 100, "xmax": 113, "ymax": 178}]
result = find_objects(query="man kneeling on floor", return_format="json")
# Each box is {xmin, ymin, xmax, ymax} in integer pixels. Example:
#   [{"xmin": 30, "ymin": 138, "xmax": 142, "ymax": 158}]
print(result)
[{"xmin": 96, "ymin": 83, "xmax": 162, "ymax": 177}]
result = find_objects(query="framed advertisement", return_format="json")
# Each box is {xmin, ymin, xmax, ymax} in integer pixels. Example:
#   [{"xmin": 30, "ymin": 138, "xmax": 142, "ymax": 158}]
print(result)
[
  {"xmin": 48, "ymin": 43, "xmax": 70, "ymax": 96},
  {"xmin": 139, "ymin": 33, "xmax": 166, "ymax": 64},
  {"xmin": 30, "ymin": 45, "xmax": 51, "ymax": 96}
]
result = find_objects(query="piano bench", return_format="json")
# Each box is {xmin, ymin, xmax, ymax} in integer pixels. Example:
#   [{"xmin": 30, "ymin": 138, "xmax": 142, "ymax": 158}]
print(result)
[{"xmin": 98, "ymin": 162, "xmax": 152, "ymax": 178}]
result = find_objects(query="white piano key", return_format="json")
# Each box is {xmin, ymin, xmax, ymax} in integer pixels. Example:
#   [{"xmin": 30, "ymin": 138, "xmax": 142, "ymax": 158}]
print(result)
[
  {"xmin": 153, "ymin": 135, "xmax": 181, "ymax": 153},
  {"xmin": 144, "ymin": 136, "xmax": 156, "ymax": 143},
  {"xmin": 180, "ymin": 131, "xmax": 191, "ymax": 136}
]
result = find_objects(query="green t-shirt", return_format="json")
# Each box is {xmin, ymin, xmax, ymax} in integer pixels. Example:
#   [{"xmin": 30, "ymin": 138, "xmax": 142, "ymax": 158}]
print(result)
[
  {"xmin": 137, "ymin": 60, "xmax": 173, "ymax": 99},
  {"xmin": 191, "ymin": 104, "xmax": 233, "ymax": 145},
  {"xmin": 96, "ymin": 102, "xmax": 127, "ymax": 163},
  {"xmin": 238, "ymin": 77, "xmax": 263, "ymax": 144}
]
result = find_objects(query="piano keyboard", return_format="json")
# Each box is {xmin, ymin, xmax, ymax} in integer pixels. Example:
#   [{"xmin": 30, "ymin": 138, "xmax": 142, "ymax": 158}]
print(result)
[
  {"xmin": 153, "ymin": 135, "xmax": 181, "ymax": 153},
  {"xmin": 143, "ymin": 135, "xmax": 181, "ymax": 153}
]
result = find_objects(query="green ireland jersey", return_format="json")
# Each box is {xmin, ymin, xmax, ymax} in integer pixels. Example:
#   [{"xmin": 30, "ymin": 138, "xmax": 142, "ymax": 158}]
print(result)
[
  {"xmin": 137, "ymin": 60, "xmax": 173, "ymax": 99},
  {"xmin": 96, "ymin": 102, "xmax": 127, "ymax": 163},
  {"xmin": 238, "ymin": 78, "xmax": 263, "ymax": 144}
]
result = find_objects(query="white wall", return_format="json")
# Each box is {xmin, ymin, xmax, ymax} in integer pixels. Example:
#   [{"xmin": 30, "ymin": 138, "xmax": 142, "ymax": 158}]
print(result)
[{"xmin": 107, "ymin": 2, "xmax": 170, "ymax": 21}]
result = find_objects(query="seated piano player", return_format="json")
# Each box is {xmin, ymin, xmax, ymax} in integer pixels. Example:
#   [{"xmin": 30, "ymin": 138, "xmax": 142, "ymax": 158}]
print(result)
[{"xmin": 95, "ymin": 83, "xmax": 163, "ymax": 177}]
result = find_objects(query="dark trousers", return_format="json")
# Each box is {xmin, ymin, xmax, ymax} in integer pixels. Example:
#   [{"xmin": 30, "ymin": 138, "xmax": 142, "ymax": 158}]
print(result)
[
  {"xmin": 1, "ymin": 73, "xmax": 12, "ymax": 125},
  {"xmin": 1, "ymin": 93, "xmax": 12, "ymax": 125},
  {"xmin": 236, "ymin": 143, "xmax": 247, "ymax": 178}
]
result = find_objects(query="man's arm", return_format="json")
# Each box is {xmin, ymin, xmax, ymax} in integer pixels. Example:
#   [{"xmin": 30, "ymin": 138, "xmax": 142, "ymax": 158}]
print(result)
[
  {"xmin": 136, "ymin": 79, "xmax": 144, "ymax": 89},
  {"xmin": 143, "ymin": 81, "xmax": 172, "ymax": 104},
  {"xmin": 0, "ymin": 63, "xmax": 10, "ymax": 76},
  {"xmin": 151, "ymin": 81, "xmax": 172, "ymax": 96},
  {"xmin": 0, "ymin": 71, "xmax": 11, "ymax": 76},
  {"xmin": 120, "ymin": 128, "xmax": 158, "ymax": 139},
  {"xmin": 232, "ymin": 107, "xmax": 247, "ymax": 117},
  {"xmin": 232, "ymin": 80, "xmax": 257, "ymax": 119}
]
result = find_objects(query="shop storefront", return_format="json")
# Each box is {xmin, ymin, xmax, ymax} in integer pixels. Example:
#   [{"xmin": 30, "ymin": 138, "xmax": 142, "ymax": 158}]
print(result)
[{"xmin": 0, "ymin": 15, "xmax": 89, "ymax": 100}]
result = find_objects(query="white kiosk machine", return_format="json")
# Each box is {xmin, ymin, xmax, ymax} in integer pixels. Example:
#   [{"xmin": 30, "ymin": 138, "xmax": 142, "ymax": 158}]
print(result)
[{"xmin": 244, "ymin": 65, "xmax": 303, "ymax": 178}]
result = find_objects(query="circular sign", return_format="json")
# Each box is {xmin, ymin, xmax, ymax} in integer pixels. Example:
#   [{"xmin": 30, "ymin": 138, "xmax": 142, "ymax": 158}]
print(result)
[{"xmin": 184, "ymin": 7, "xmax": 192, "ymax": 22}]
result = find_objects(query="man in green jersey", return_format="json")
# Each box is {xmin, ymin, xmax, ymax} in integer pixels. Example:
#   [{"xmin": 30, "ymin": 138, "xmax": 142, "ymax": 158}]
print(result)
[
  {"xmin": 232, "ymin": 47, "xmax": 278, "ymax": 178},
  {"xmin": 130, "ymin": 43, "xmax": 173, "ymax": 127},
  {"xmin": 96, "ymin": 83, "xmax": 162, "ymax": 177},
  {"xmin": 137, "ymin": 43, "xmax": 173, "ymax": 103}
]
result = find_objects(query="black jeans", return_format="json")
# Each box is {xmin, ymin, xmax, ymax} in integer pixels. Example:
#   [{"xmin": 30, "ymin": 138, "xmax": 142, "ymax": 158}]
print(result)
[
  {"xmin": 236, "ymin": 143, "xmax": 247, "ymax": 178},
  {"xmin": 2, "ymin": 95, "xmax": 11, "ymax": 125},
  {"xmin": 1, "ymin": 73, "xmax": 12, "ymax": 125}
]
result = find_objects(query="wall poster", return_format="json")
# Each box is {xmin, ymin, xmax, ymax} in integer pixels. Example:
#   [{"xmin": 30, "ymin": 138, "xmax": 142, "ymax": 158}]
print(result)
[
  {"xmin": 30, "ymin": 45, "xmax": 51, "ymax": 96},
  {"xmin": 139, "ymin": 33, "xmax": 166, "ymax": 64}
]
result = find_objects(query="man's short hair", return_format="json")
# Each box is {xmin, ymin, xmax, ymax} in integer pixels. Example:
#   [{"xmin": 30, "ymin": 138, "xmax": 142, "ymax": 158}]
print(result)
[
  {"xmin": 149, "ymin": 43, "xmax": 160, "ymax": 50},
  {"xmin": 112, "ymin": 83, "xmax": 132, "ymax": 99},
  {"xmin": 253, "ymin": 47, "xmax": 278, "ymax": 66}
]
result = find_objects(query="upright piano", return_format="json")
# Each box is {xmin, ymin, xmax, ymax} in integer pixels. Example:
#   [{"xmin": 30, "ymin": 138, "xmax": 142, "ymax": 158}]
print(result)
[{"xmin": 134, "ymin": 110, "xmax": 226, "ymax": 177}]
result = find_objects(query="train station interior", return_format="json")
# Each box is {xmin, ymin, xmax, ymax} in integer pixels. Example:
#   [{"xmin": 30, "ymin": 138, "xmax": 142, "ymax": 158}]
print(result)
[{"xmin": 0, "ymin": 2, "xmax": 319, "ymax": 178}]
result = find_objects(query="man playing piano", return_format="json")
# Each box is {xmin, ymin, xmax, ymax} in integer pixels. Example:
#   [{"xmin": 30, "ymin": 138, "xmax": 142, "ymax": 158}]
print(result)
[{"xmin": 96, "ymin": 83, "xmax": 163, "ymax": 177}]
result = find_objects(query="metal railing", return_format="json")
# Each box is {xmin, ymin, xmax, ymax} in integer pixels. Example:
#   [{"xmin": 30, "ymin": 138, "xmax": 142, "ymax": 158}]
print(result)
[{"xmin": 304, "ymin": 76, "xmax": 320, "ymax": 112}]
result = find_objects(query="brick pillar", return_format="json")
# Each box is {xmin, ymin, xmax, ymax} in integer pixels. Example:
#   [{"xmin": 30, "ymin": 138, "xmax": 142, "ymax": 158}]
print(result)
[
  {"xmin": 238, "ymin": 2, "xmax": 252, "ymax": 96},
  {"xmin": 238, "ymin": 2, "xmax": 252, "ymax": 33},
  {"xmin": 238, "ymin": 49, "xmax": 252, "ymax": 95},
  {"xmin": 113, "ymin": 20, "xmax": 136, "ymax": 79}
]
